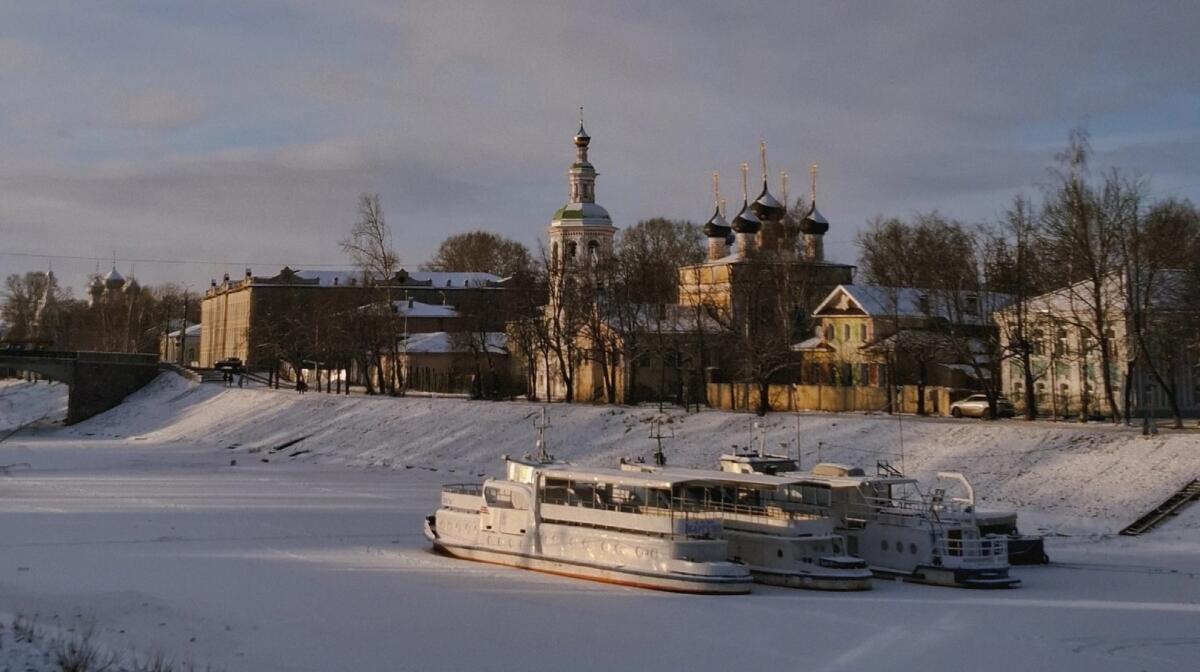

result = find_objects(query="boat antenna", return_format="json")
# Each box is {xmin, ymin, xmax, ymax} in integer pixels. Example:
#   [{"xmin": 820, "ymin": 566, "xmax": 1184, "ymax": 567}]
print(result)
[
  {"xmin": 534, "ymin": 407, "xmax": 553, "ymax": 463},
  {"xmin": 795, "ymin": 412, "xmax": 802, "ymax": 471},
  {"xmin": 649, "ymin": 417, "xmax": 672, "ymax": 467}
]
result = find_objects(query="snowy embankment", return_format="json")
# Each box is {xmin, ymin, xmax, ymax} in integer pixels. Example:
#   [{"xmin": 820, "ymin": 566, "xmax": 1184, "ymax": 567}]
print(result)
[
  {"xmin": 65, "ymin": 374, "xmax": 1200, "ymax": 534},
  {"xmin": 0, "ymin": 379, "xmax": 68, "ymax": 434}
]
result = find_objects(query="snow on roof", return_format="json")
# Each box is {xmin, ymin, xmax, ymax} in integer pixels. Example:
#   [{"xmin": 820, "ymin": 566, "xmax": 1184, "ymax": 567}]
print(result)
[
  {"xmin": 166, "ymin": 324, "xmax": 202, "ymax": 338},
  {"xmin": 391, "ymin": 300, "xmax": 459, "ymax": 318},
  {"xmin": 815, "ymin": 284, "xmax": 1011, "ymax": 325},
  {"xmin": 405, "ymin": 271, "xmax": 501, "ymax": 288},
  {"xmin": 399, "ymin": 331, "xmax": 507, "ymax": 354},
  {"xmin": 791, "ymin": 335, "xmax": 832, "ymax": 351},
  {"xmin": 273, "ymin": 269, "xmax": 501, "ymax": 288}
]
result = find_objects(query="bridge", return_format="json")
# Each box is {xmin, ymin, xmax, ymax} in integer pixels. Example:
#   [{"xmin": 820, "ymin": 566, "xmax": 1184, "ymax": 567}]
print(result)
[{"xmin": 0, "ymin": 350, "xmax": 162, "ymax": 424}]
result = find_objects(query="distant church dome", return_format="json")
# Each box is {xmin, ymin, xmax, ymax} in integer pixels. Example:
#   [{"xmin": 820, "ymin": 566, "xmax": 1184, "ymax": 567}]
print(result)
[
  {"xmin": 702, "ymin": 206, "xmax": 731, "ymax": 239},
  {"xmin": 750, "ymin": 183, "xmax": 785, "ymax": 222},
  {"xmin": 731, "ymin": 200, "xmax": 761, "ymax": 234},
  {"xmin": 104, "ymin": 267, "xmax": 125, "ymax": 290},
  {"xmin": 800, "ymin": 204, "xmax": 830, "ymax": 235}
]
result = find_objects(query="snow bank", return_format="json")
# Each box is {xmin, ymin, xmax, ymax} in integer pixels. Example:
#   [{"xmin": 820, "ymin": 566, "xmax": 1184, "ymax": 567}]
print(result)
[
  {"xmin": 63, "ymin": 374, "xmax": 1200, "ymax": 533},
  {"xmin": 0, "ymin": 379, "xmax": 67, "ymax": 433}
]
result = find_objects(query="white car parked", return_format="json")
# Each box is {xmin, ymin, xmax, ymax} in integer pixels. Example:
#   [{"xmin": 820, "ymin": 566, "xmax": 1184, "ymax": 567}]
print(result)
[{"xmin": 950, "ymin": 394, "xmax": 1015, "ymax": 418}]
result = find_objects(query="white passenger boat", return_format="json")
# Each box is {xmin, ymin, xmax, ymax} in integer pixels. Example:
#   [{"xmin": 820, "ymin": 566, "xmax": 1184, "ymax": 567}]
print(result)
[
  {"xmin": 621, "ymin": 462, "xmax": 872, "ymax": 590},
  {"xmin": 425, "ymin": 456, "xmax": 753, "ymax": 594},
  {"xmin": 719, "ymin": 455, "xmax": 1018, "ymax": 588}
]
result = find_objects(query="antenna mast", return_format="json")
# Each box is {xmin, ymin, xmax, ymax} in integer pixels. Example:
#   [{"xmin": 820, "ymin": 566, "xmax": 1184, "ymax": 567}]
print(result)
[
  {"xmin": 649, "ymin": 417, "xmax": 671, "ymax": 467},
  {"xmin": 534, "ymin": 407, "xmax": 553, "ymax": 463}
]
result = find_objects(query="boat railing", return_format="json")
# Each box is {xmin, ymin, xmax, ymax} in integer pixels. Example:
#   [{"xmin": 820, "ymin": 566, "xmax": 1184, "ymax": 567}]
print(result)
[
  {"xmin": 676, "ymin": 498, "xmax": 825, "ymax": 524},
  {"xmin": 442, "ymin": 483, "xmax": 484, "ymax": 496},
  {"xmin": 934, "ymin": 535, "xmax": 1009, "ymax": 567}
]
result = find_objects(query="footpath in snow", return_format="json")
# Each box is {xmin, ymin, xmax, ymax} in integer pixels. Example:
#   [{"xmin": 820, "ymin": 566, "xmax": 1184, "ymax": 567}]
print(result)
[{"xmin": 36, "ymin": 373, "xmax": 1200, "ymax": 535}]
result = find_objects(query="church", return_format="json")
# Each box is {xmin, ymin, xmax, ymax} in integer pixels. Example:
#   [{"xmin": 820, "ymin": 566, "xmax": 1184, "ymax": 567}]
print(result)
[{"xmin": 530, "ymin": 117, "xmax": 854, "ymax": 405}]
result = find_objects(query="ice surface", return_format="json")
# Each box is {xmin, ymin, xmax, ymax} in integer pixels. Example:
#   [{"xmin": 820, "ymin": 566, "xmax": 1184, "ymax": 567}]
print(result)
[{"xmin": 0, "ymin": 376, "xmax": 1197, "ymax": 671}]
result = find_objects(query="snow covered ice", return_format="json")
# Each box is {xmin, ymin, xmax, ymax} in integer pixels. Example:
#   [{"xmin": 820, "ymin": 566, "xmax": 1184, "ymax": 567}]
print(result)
[{"xmin": 1, "ymin": 376, "xmax": 1198, "ymax": 671}]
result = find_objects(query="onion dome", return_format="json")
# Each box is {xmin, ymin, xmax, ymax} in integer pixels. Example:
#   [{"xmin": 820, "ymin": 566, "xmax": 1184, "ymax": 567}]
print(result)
[
  {"xmin": 702, "ymin": 206, "xmax": 731, "ymax": 238},
  {"xmin": 750, "ymin": 183, "xmax": 785, "ymax": 221},
  {"xmin": 730, "ymin": 200, "xmax": 761, "ymax": 234},
  {"xmin": 799, "ymin": 203, "xmax": 830, "ymax": 235},
  {"xmin": 103, "ymin": 267, "xmax": 125, "ymax": 290},
  {"xmin": 574, "ymin": 122, "xmax": 590, "ymax": 148}
]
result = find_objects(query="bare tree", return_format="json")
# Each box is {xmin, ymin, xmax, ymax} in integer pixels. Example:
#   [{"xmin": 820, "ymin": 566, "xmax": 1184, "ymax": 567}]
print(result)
[
  {"xmin": 340, "ymin": 193, "xmax": 402, "ymax": 394},
  {"xmin": 1038, "ymin": 131, "xmax": 1130, "ymax": 422}
]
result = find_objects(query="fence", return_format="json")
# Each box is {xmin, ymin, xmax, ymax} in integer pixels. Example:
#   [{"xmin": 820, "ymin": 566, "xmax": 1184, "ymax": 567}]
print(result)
[{"xmin": 705, "ymin": 382, "xmax": 960, "ymax": 416}]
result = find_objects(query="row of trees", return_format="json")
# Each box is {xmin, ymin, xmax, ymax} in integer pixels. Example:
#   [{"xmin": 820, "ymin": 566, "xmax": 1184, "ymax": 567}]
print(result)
[{"xmin": 855, "ymin": 131, "xmax": 1200, "ymax": 426}]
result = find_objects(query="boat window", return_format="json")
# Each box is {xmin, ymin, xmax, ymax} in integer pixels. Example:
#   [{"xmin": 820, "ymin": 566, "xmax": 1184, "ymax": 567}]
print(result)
[
  {"xmin": 541, "ymin": 478, "xmax": 570, "ymax": 505},
  {"xmin": 484, "ymin": 486, "xmax": 514, "ymax": 509},
  {"xmin": 647, "ymin": 488, "xmax": 671, "ymax": 510}
]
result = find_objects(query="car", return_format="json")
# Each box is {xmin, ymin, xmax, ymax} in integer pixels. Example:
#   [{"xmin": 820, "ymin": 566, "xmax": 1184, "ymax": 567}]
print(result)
[
  {"xmin": 950, "ymin": 394, "xmax": 1015, "ymax": 419},
  {"xmin": 214, "ymin": 357, "xmax": 244, "ymax": 372}
]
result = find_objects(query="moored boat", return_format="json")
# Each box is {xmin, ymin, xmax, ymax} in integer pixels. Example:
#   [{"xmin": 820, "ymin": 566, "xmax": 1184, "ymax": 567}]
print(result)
[
  {"xmin": 425, "ymin": 456, "xmax": 753, "ymax": 594},
  {"xmin": 719, "ymin": 455, "xmax": 1019, "ymax": 588},
  {"xmin": 621, "ymin": 462, "xmax": 873, "ymax": 590}
]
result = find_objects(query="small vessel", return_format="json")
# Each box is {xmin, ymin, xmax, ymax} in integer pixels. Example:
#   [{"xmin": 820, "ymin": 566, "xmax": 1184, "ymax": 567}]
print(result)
[
  {"xmin": 425, "ymin": 455, "xmax": 753, "ymax": 594},
  {"xmin": 621, "ymin": 461, "xmax": 872, "ymax": 590},
  {"xmin": 719, "ymin": 454, "xmax": 1019, "ymax": 588}
]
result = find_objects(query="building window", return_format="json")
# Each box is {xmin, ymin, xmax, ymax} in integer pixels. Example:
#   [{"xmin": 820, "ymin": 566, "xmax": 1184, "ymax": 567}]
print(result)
[
  {"xmin": 860, "ymin": 323, "xmax": 869, "ymax": 342},
  {"xmin": 858, "ymin": 364, "xmax": 868, "ymax": 386},
  {"xmin": 964, "ymin": 295, "xmax": 979, "ymax": 316},
  {"xmin": 551, "ymin": 242, "xmax": 559, "ymax": 266},
  {"xmin": 587, "ymin": 240, "xmax": 599, "ymax": 260},
  {"xmin": 843, "ymin": 324, "xmax": 851, "ymax": 341},
  {"xmin": 566, "ymin": 241, "xmax": 578, "ymax": 258},
  {"xmin": 1055, "ymin": 329, "xmax": 1068, "ymax": 357},
  {"xmin": 1031, "ymin": 329, "xmax": 1044, "ymax": 356},
  {"xmin": 824, "ymin": 324, "xmax": 834, "ymax": 340}
]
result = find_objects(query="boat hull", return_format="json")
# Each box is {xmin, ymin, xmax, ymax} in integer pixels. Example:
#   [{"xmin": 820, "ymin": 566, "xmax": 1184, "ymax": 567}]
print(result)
[
  {"xmin": 425, "ymin": 516, "xmax": 751, "ymax": 595},
  {"xmin": 748, "ymin": 566, "xmax": 873, "ymax": 591},
  {"xmin": 870, "ymin": 564, "xmax": 1020, "ymax": 589}
]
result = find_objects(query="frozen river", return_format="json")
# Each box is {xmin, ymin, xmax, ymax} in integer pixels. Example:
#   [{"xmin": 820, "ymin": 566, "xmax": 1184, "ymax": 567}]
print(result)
[{"xmin": 2, "ymin": 434, "xmax": 1198, "ymax": 672}]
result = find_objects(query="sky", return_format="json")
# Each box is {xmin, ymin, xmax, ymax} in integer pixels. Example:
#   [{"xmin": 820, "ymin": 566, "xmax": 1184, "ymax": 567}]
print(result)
[{"xmin": 1, "ymin": 1, "xmax": 1198, "ymax": 295}]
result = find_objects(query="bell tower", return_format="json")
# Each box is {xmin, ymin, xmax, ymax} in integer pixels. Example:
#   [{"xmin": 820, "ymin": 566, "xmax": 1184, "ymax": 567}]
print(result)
[{"xmin": 547, "ymin": 108, "xmax": 616, "ymax": 272}]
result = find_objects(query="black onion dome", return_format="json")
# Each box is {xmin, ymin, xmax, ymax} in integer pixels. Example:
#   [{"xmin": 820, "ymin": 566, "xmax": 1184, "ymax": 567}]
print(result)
[
  {"xmin": 799, "ymin": 203, "xmax": 830, "ymax": 235},
  {"xmin": 750, "ymin": 182, "xmax": 785, "ymax": 221},
  {"xmin": 702, "ymin": 206, "xmax": 731, "ymax": 238},
  {"xmin": 731, "ymin": 200, "xmax": 762, "ymax": 234}
]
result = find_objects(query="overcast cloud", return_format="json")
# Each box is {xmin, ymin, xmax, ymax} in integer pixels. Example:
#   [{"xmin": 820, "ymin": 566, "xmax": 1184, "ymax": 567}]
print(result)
[{"xmin": 1, "ymin": 1, "xmax": 1198, "ymax": 292}]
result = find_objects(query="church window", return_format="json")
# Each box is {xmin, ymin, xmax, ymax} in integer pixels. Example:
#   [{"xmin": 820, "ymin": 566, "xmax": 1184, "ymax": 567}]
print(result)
[
  {"xmin": 843, "ymin": 324, "xmax": 851, "ymax": 341},
  {"xmin": 587, "ymin": 240, "xmax": 599, "ymax": 260},
  {"xmin": 860, "ymin": 323, "xmax": 869, "ymax": 342},
  {"xmin": 552, "ymin": 242, "xmax": 559, "ymax": 266},
  {"xmin": 824, "ymin": 324, "xmax": 834, "ymax": 341},
  {"xmin": 567, "ymin": 241, "xmax": 578, "ymax": 258}
]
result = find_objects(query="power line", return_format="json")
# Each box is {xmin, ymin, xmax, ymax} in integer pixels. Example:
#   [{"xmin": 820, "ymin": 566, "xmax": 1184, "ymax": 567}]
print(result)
[{"xmin": 0, "ymin": 250, "xmax": 413, "ymax": 269}]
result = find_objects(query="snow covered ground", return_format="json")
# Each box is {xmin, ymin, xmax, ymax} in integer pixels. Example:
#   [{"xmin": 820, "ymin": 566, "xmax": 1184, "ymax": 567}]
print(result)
[{"xmin": 1, "ymin": 376, "xmax": 1198, "ymax": 671}]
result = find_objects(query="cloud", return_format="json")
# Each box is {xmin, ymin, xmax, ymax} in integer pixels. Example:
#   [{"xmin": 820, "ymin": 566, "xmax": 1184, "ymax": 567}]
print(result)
[
  {"xmin": 106, "ymin": 89, "xmax": 207, "ymax": 130},
  {"xmin": 0, "ymin": 1, "xmax": 1198, "ymax": 292}
]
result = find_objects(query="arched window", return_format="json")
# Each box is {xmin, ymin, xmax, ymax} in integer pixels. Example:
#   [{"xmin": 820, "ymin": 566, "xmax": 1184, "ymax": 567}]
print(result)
[
  {"xmin": 551, "ymin": 242, "xmax": 559, "ymax": 266},
  {"xmin": 566, "ymin": 241, "xmax": 578, "ymax": 259},
  {"xmin": 587, "ymin": 240, "xmax": 599, "ymax": 259}
]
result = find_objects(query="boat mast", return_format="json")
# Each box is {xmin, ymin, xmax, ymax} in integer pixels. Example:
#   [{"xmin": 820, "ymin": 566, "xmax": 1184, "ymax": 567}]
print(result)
[
  {"xmin": 535, "ymin": 407, "xmax": 554, "ymax": 463},
  {"xmin": 649, "ymin": 417, "xmax": 671, "ymax": 467}
]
